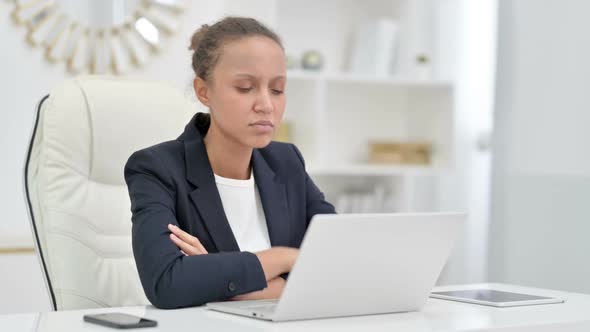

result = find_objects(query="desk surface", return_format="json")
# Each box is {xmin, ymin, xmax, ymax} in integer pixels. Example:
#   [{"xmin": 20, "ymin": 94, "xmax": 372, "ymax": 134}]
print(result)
[{"xmin": 2, "ymin": 284, "xmax": 589, "ymax": 332}]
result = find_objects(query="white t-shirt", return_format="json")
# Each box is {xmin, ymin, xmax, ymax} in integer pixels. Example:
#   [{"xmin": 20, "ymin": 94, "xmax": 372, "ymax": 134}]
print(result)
[{"xmin": 214, "ymin": 171, "xmax": 271, "ymax": 253}]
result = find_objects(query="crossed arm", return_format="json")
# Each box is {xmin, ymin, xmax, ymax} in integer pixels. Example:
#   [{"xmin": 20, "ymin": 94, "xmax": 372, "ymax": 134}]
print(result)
[
  {"xmin": 126, "ymin": 145, "xmax": 334, "ymax": 308},
  {"xmin": 168, "ymin": 224, "xmax": 298, "ymax": 300}
]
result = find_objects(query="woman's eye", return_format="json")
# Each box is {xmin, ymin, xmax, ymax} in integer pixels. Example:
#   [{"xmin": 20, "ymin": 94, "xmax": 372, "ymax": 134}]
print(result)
[
  {"xmin": 271, "ymin": 89, "xmax": 284, "ymax": 95},
  {"xmin": 236, "ymin": 87, "xmax": 252, "ymax": 93}
]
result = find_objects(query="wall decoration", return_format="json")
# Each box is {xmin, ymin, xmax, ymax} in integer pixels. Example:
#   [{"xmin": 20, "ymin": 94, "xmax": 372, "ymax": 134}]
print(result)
[
  {"xmin": 10, "ymin": 0, "xmax": 187, "ymax": 74},
  {"xmin": 301, "ymin": 50, "xmax": 323, "ymax": 71}
]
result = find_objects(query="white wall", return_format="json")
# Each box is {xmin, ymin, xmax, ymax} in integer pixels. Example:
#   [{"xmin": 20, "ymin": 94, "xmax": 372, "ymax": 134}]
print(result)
[
  {"xmin": 434, "ymin": 0, "xmax": 497, "ymax": 285},
  {"xmin": 0, "ymin": 253, "xmax": 51, "ymax": 314},
  {"xmin": 491, "ymin": 0, "xmax": 590, "ymax": 293}
]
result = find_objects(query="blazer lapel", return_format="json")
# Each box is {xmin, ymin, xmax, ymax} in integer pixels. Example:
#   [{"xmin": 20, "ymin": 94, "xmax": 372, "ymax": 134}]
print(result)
[
  {"xmin": 184, "ymin": 138, "xmax": 240, "ymax": 252},
  {"xmin": 252, "ymin": 150, "xmax": 291, "ymax": 247}
]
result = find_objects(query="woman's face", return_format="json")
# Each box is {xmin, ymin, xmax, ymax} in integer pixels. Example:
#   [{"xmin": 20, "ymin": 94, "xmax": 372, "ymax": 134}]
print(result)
[{"xmin": 197, "ymin": 36, "xmax": 287, "ymax": 149}]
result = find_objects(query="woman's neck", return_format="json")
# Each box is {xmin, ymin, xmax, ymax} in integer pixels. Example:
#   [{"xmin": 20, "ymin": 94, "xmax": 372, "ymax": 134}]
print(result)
[{"xmin": 203, "ymin": 120, "xmax": 253, "ymax": 180}]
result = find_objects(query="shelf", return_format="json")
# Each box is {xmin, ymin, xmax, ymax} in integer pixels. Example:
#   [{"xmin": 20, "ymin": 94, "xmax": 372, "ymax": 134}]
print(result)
[
  {"xmin": 307, "ymin": 164, "xmax": 445, "ymax": 176},
  {"xmin": 0, "ymin": 231, "xmax": 34, "ymax": 250},
  {"xmin": 221, "ymin": 0, "xmax": 458, "ymax": 214},
  {"xmin": 287, "ymin": 70, "xmax": 452, "ymax": 87}
]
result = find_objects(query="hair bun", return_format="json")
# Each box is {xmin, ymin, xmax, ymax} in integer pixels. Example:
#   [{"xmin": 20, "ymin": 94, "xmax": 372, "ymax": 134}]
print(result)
[
  {"xmin": 188, "ymin": 17, "xmax": 282, "ymax": 81},
  {"xmin": 188, "ymin": 24, "xmax": 210, "ymax": 51}
]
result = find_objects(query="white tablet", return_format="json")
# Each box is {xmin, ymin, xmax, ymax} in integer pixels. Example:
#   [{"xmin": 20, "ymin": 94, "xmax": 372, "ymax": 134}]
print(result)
[{"xmin": 430, "ymin": 289, "xmax": 565, "ymax": 307}]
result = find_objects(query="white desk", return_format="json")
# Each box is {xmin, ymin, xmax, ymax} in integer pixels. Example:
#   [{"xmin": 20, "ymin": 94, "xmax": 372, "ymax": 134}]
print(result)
[{"xmin": 1, "ymin": 284, "xmax": 589, "ymax": 332}]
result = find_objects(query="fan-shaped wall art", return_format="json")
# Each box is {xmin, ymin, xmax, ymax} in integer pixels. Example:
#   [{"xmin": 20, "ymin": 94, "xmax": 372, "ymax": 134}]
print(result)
[{"xmin": 10, "ymin": 0, "xmax": 187, "ymax": 74}]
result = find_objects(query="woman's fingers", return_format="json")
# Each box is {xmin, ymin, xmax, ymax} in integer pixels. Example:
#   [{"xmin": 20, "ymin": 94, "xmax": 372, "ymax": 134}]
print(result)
[
  {"xmin": 169, "ymin": 224, "xmax": 208, "ymax": 254},
  {"xmin": 168, "ymin": 223, "xmax": 190, "ymax": 240},
  {"xmin": 168, "ymin": 224, "xmax": 208, "ymax": 255},
  {"xmin": 168, "ymin": 224, "xmax": 208, "ymax": 253},
  {"xmin": 170, "ymin": 233, "xmax": 203, "ymax": 255}
]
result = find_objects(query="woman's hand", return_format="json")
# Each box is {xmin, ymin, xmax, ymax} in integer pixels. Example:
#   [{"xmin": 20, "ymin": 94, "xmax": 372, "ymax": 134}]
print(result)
[
  {"xmin": 230, "ymin": 277, "xmax": 286, "ymax": 301},
  {"xmin": 168, "ymin": 224, "xmax": 208, "ymax": 255},
  {"xmin": 255, "ymin": 247, "xmax": 299, "ymax": 281}
]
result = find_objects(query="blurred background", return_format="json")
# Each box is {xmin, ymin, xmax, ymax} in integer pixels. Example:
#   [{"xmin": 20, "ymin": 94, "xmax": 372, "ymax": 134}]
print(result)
[{"xmin": 1, "ymin": 0, "xmax": 588, "ymax": 314}]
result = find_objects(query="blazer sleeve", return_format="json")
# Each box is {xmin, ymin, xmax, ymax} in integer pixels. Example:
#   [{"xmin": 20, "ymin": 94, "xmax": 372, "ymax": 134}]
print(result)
[
  {"xmin": 291, "ymin": 144, "xmax": 337, "ymax": 222},
  {"xmin": 124, "ymin": 148, "xmax": 267, "ymax": 309}
]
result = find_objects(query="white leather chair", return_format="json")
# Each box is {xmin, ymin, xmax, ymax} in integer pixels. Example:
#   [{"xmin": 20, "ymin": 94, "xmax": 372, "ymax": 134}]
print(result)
[{"xmin": 24, "ymin": 76, "xmax": 196, "ymax": 310}]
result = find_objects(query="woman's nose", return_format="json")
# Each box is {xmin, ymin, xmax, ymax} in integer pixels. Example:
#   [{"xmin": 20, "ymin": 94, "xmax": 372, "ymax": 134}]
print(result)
[{"xmin": 254, "ymin": 90, "xmax": 273, "ymax": 113}]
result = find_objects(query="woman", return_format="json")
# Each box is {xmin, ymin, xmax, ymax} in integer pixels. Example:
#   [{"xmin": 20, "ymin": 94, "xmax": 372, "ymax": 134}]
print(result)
[{"xmin": 124, "ymin": 17, "xmax": 335, "ymax": 309}]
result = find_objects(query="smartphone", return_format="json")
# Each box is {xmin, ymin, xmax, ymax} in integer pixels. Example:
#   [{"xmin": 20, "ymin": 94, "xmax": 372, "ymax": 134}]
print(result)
[{"xmin": 83, "ymin": 313, "xmax": 157, "ymax": 329}]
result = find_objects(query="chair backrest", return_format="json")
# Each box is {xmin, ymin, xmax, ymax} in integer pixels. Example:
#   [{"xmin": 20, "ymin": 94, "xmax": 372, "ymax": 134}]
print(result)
[{"xmin": 24, "ymin": 76, "xmax": 196, "ymax": 310}]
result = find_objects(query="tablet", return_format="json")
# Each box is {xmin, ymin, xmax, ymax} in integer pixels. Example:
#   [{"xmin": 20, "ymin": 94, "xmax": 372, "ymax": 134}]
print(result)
[{"xmin": 430, "ymin": 289, "xmax": 565, "ymax": 307}]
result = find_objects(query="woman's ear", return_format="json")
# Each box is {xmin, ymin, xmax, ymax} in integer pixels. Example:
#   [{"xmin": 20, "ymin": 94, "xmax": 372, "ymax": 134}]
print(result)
[{"xmin": 193, "ymin": 77, "xmax": 211, "ymax": 107}]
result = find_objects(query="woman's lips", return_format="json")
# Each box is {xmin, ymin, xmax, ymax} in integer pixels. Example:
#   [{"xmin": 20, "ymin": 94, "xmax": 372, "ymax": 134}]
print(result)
[{"xmin": 250, "ymin": 121, "xmax": 274, "ymax": 133}]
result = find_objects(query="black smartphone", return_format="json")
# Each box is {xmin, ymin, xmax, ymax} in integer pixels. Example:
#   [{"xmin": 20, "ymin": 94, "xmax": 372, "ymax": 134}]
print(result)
[{"xmin": 83, "ymin": 313, "xmax": 157, "ymax": 329}]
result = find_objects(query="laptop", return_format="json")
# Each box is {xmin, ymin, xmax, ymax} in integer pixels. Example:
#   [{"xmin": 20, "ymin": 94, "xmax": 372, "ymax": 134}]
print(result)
[{"xmin": 206, "ymin": 212, "xmax": 465, "ymax": 321}]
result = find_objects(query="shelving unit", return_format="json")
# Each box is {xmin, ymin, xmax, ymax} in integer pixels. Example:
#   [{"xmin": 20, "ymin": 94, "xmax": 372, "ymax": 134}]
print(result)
[
  {"xmin": 307, "ymin": 164, "xmax": 444, "ymax": 177},
  {"xmin": 287, "ymin": 70, "xmax": 452, "ymax": 86},
  {"xmin": 222, "ymin": 0, "xmax": 455, "ymax": 213}
]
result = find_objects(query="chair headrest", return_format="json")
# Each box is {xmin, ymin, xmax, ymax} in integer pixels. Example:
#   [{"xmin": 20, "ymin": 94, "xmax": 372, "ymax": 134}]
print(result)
[{"xmin": 44, "ymin": 76, "xmax": 197, "ymax": 185}]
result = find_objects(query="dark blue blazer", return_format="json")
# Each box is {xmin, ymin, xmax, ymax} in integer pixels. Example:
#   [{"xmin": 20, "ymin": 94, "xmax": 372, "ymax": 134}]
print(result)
[{"xmin": 124, "ymin": 113, "xmax": 335, "ymax": 309}]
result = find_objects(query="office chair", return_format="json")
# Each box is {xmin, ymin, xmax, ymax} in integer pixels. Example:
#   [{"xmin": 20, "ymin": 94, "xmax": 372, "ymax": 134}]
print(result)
[{"xmin": 24, "ymin": 76, "xmax": 196, "ymax": 310}]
